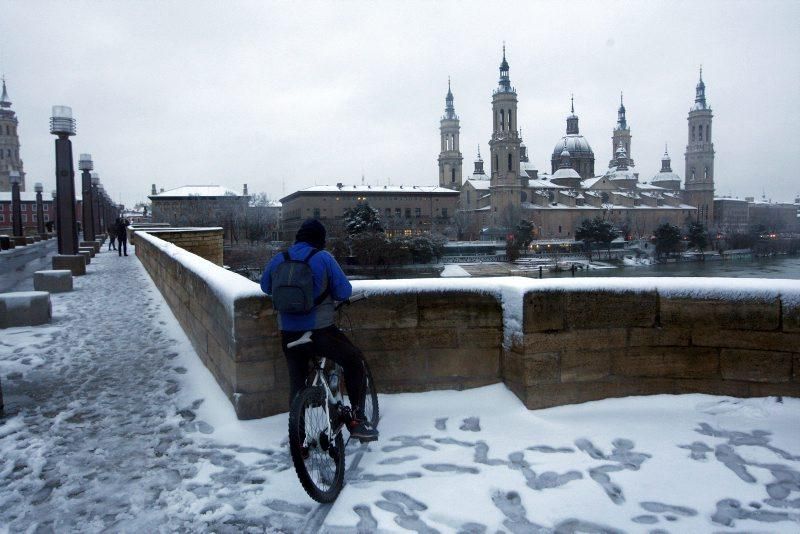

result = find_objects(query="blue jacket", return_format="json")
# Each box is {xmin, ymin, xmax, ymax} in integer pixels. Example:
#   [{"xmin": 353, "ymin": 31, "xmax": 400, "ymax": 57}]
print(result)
[{"xmin": 261, "ymin": 242, "xmax": 352, "ymax": 332}]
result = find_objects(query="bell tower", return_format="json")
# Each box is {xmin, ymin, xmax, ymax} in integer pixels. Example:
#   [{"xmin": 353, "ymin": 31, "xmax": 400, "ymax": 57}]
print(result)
[
  {"xmin": 610, "ymin": 92, "xmax": 633, "ymax": 168},
  {"xmin": 438, "ymin": 78, "xmax": 463, "ymax": 190},
  {"xmin": 0, "ymin": 77, "xmax": 26, "ymax": 192},
  {"xmin": 684, "ymin": 67, "xmax": 715, "ymax": 226},
  {"xmin": 488, "ymin": 45, "xmax": 522, "ymax": 230}
]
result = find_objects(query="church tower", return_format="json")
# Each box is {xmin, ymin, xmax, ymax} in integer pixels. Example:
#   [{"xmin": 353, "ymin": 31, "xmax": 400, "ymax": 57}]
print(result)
[
  {"xmin": 610, "ymin": 92, "xmax": 633, "ymax": 168},
  {"xmin": 0, "ymin": 77, "xmax": 26, "ymax": 192},
  {"xmin": 438, "ymin": 78, "xmax": 463, "ymax": 190},
  {"xmin": 488, "ymin": 45, "xmax": 522, "ymax": 230},
  {"xmin": 684, "ymin": 68, "xmax": 715, "ymax": 226}
]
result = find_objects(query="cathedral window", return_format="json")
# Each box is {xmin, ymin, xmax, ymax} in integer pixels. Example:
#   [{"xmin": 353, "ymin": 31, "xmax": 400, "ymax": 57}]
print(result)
[
  {"xmin": 451, "ymin": 169, "xmax": 455, "ymax": 183},
  {"xmin": 500, "ymin": 110, "xmax": 505, "ymax": 131},
  {"xmin": 691, "ymin": 126, "xmax": 695, "ymax": 141},
  {"xmin": 508, "ymin": 111, "xmax": 512, "ymax": 131},
  {"xmin": 698, "ymin": 125, "xmax": 703, "ymax": 140},
  {"xmin": 706, "ymin": 125, "xmax": 710, "ymax": 141},
  {"xmin": 704, "ymin": 167, "xmax": 708, "ymax": 180},
  {"xmin": 507, "ymin": 153, "xmax": 512, "ymax": 171}
]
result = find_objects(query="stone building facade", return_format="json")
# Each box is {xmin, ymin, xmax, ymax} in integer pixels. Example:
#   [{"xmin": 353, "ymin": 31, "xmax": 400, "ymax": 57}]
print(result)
[
  {"xmin": 0, "ymin": 78, "xmax": 26, "ymax": 192},
  {"xmin": 454, "ymin": 49, "xmax": 712, "ymax": 241},
  {"xmin": 280, "ymin": 184, "xmax": 458, "ymax": 240},
  {"xmin": 149, "ymin": 185, "xmax": 250, "ymax": 242}
]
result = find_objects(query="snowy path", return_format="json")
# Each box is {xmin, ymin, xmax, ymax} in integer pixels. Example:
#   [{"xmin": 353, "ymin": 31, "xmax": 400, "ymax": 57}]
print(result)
[{"xmin": 1, "ymin": 247, "xmax": 800, "ymax": 532}]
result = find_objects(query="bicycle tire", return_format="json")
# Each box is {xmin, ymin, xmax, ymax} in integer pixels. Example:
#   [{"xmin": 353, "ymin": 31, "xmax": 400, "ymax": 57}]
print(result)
[
  {"xmin": 288, "ymin": 386, "xmax": 345, "ymax": 503},
  {"xmin": 362, "ymin": 361, "xmax": 380, "ymax": 429}
]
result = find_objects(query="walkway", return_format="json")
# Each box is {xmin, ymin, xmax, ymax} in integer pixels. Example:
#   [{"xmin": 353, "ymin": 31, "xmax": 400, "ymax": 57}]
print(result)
[{"xmin": 1, "ymin": 246, "xmax": 799, "ymax": 532}]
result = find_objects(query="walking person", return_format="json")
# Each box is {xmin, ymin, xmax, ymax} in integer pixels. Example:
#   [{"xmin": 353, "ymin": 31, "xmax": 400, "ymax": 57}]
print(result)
[
  {"xmin": 107, "ymin": 225, "xmax": 117, "ymax": 251},
  {"xmin": 115, "ymin": 217, "xmax": 130, "ymax": 256}
]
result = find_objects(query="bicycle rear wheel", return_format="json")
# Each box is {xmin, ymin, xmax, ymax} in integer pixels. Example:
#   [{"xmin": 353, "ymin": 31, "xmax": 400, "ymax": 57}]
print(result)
[
  {"xmin": 288, "ymin": 386, "xmax": 345, "ymax": 503},
  {"xmin": 362, "ymin": 361, "xmax": 380, "ymax": 429}
]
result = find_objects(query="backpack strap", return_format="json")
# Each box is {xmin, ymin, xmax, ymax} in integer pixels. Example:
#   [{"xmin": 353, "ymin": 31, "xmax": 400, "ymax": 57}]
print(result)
[{"xmin": 303, "ymin": 249, "xmax": 331, "ymax": 307}]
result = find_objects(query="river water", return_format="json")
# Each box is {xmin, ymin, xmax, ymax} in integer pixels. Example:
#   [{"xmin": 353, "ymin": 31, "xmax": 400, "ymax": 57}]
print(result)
[{"xmin": 550, "ymin": 255, "xmax": 800, "ymax": 280}]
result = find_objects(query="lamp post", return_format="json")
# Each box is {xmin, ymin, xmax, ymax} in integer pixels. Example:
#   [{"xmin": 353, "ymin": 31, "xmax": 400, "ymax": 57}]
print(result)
[
  {"xmin": 50, "ymin": 105, "xmax": 79, "ymax": 255},
  {"xmin": 79, "ymin": 153, "xmax": 95, "ymax": 241},
  {"xmin": 34, "ymin": 182, "xmax": 45, "ymax": 238},
  {"xmin": 9, "ymin": 171, "xmax": 23, "ymax": 241},
  {"xmin": 91, "ymin": 172, "xmax": 101, "ymax": 237}
]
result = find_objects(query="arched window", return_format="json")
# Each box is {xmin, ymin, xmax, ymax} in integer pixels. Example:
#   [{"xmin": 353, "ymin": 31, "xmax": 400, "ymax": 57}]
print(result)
[
  {"xmin": 500, "ymin": 110, "xmax": 505, "ymax": 131},
  {"xmin": 698, "ymin": 125, "xmax": 703, "ymax": 140},
  {"xmin": 706, "ymin": 125, "xmax": 710, "ymax": 141},
  {"xmin": 451, "ymin": 169, "xmax": 455, "ymax": 183},
  {"xmin": 507, "ymin": 153, "xmax": 512, "ymax": 171},
  {"xmin": 508, "ymin": 110, "xmax": 512, "ymax": 131},
  {"xmin": 704, "ymin": 167, "xmax": 708, "ymax": 180},
  {"xmin": 691, "ymin": 126, "xmax": 695, "ymax": 141}
]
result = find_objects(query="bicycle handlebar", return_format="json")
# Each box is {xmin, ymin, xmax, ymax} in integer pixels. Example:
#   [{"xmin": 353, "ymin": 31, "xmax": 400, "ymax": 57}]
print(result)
[{"xmin": 334, "ymin": 291, "xmax": 367, "ymax": 311}]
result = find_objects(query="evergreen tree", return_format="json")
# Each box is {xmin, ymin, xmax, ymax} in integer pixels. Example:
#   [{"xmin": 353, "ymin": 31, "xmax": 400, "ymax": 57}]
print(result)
[
  {"xmin": 343, "ymin": 203, "xmax": 384, "ymax": 236},
  {"xmin": 687, "ymin": 222, "xmax": 708, "ymax": 252},
  {"xmin": 653, "ymin": 223, "xmax": 682, "ymax": 258},
  {"xmin": 575, "ymin": 217, "xmax": 618, "ymax": 261},
  {"xmin": 514, "ymin": 220, "xmax": 534, "ymax": 250}
]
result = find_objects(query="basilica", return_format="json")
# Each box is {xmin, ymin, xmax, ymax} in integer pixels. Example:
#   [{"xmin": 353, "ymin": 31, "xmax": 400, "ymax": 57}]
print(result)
[{"xmin": 443, "ymin": 48, "xmax": 715, "ymax": 241}]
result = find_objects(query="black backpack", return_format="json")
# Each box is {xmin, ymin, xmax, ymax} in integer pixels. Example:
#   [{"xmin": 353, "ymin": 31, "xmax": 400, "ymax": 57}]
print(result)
[{"xmin": 271, "ymin": 249, "xmax": 329, "ymax": 313}]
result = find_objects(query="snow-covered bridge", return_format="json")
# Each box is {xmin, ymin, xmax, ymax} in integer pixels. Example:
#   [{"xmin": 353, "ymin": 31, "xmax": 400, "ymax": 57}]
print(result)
[{"xmin": 1, "ymin": 239, "xmax": 799, "ymax": 531}]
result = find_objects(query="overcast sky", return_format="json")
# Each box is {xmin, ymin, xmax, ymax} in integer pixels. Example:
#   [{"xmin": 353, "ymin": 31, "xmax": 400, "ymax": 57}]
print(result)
[{"xmin": 2, "ymin": 0, "xmax": 799, "ymax": 208}]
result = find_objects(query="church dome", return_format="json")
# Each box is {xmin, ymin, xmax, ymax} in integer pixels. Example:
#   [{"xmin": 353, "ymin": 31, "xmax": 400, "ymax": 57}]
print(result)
[
  {"xmin": 651, "ymin": 171, "xmax": 681, "ymax": 185},
  {"xmin": 552, "ymin": 135, "xmax": 594, "ymax": 160}
]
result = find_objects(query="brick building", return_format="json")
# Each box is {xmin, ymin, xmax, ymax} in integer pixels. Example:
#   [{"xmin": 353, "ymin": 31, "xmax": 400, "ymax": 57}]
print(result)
[
  {"xmin": 280, "ymin": 184, "xmax": 458, "ymax": 240},
  {"xmin": 0, "ymin": 192, "xmax": 83, "ymax": 235}
]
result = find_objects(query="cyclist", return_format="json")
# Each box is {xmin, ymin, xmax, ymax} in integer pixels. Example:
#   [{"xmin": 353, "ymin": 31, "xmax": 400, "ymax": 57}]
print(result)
[{"xmin": 260, "ymin": 219, "xmax": 378, "ymax": 442}]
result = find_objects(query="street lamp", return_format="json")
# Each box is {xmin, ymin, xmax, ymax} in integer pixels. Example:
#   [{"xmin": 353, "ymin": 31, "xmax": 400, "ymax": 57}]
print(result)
[
  {"xmin": 9, "ymin": 171, "xmax": 23, "ymax": 240},
  {"xmin": 34, "ymin": 182, "xmax": 45, "ymax": 238},
  {"xmin": 78, "ymin": 153, "xmax": 95, "ymax": 242},
  {"xmin": 50, "ymin": 105, "xmax": 83, "ymax": 274},
  {"xmin": 91, "ymin": 172, "xmax": 101, "ymax": 236},
  {"xmin": 50, "ymin": 105, "xmax": 79, "ymax": 256}
]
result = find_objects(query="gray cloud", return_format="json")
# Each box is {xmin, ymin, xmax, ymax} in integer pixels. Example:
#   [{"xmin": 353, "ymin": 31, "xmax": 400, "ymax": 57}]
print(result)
[{"xmin": 2, "ymin": 0, "xmax": 799, "ymax": 207}]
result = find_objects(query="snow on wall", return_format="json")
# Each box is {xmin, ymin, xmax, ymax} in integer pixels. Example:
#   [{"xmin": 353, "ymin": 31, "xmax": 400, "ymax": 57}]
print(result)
[
  {"xmin": 137, "ymin": 229, "xmax": 800, "ymax": 345},
  {"xmin": 136, "ymin": 231, "xmax": 263, "ymax": 320}
]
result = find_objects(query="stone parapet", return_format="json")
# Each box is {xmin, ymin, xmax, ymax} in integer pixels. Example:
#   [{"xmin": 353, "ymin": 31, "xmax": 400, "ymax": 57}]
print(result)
[
  {"xmin": 134, "ymin": 227, "xmax": 223, "ymax": 266},
  {"xmin": 135, "ymin": 229, "xmax": 800, "ymax": 420},
  {"xmin": 509, "ymin": 288, "xmax": 800, "ymax": 409}
]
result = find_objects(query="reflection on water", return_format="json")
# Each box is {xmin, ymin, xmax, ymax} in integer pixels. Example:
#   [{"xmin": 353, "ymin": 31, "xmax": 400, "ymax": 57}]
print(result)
[{"xmin": 553, "ymin": 255, "xmax": 800, "ymax": 280}]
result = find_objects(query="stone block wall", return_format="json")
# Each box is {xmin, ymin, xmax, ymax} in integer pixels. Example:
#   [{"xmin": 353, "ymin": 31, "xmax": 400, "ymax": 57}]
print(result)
[
  {"xmin": 135, "ymin": 228, "xmax": 799, "ymax": 420},
  {"xmin": 139, "ymin": 228, "xmax": 224, "ymax": 266},
  {"xmin": 505, "ymin": 289, "xmax": 800, "ymax": 409}
]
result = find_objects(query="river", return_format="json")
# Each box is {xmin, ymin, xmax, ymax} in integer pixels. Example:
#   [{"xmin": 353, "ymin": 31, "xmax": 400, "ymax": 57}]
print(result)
[{"xmin": 549, "ymin": 255, "xmax": 800, "ymax": 280}]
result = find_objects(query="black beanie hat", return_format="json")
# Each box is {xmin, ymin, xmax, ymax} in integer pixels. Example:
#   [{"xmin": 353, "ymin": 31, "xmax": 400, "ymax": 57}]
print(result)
[{"xmin": 295, "ymin": 219, "xmax": 327, "ymax": 249}]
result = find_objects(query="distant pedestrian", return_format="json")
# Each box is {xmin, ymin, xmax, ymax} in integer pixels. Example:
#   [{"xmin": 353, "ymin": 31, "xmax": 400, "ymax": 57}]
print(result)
[
  {"xmin": 107, "ymin": 225, "xmax": 117, "ymax": 251},
  {"xmin": 115, "ymin": 217, "xmax": 130, "ymax": 256}
]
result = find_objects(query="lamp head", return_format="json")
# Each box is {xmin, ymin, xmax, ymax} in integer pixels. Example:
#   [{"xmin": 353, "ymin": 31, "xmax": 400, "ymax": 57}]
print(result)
[
  {"xmin": 9, "ymin": 171, "xmax": 21, "ymax": 185},
  {"xmin": 34, "ymin": 182, "xmax": 43, "ymax": 193},
  {"xmin": 91, "ymin": 172, "xmax": 100, "ymax": 186},
  {"xmin": 50, "ymin": 105, "xmax": 76, "ymax": 136},
  {"xmin": 78, "ymin": 153, "xmax": 93, "ymax": 171},
  {"xmin": 51, "ymin": 189, "xmax": 57, "ymax": 199}
]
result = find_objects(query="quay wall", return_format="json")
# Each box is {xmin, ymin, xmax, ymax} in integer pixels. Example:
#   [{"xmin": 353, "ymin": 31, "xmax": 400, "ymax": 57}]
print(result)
[{"xmin": 135, "ymin": 230, "xmax": 800, "ymax": 419}]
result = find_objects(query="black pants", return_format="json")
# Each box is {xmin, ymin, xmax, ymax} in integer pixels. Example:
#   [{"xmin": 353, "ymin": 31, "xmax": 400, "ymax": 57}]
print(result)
[
  {"xmin": 118, "ymin": 238, "xmax": 127, "ymax": 256},
  {"xmin": 109, "ymin": 237, "xmax": 116, "ymax": 251},
  {"xmin": 282, "ymin": 326, "xmax": 366, "ymax": 412}
]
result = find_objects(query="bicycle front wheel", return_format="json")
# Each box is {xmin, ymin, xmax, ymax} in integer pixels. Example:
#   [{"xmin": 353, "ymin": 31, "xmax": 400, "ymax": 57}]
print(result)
[
  {"xmin": 362, "ymin": 361, "xmax": 380, "ymax": 429},
  {"xmin": 288, "ymin": 386, "xmax": 345, "ymax": 503}
]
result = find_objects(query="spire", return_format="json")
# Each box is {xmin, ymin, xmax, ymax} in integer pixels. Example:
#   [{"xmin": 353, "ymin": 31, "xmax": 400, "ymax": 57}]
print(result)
[
  {"xmin": 661, "ymin": 143, "xmax": 672, "ymax": 172},
  {"xmin": 0, "ymin": 76, "xmax": 10, "ymax": 108},
  {"xmin": 694, "ymin": 65, "xmax": 707, "ymax": 110},
  {"xmin": 474, "ymin": 145, "xmax": 485, "ymax": 175},
  {"xmin": 566, "ymin": 95, "xmax": 579, "ymax": 135},
  {"xmin": 617, "ymin": 91, "xmax": 627, "ymax": 129},
  {"xmin": 498, "ymin": 43, "xmax": 512, "ymax": 92},
  {"xmin": 444, "ymin": 77, "xmax": 456, "ymax": 119}
]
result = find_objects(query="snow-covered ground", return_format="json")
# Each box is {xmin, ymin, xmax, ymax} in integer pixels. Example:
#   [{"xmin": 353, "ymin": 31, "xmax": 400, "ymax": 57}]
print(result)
[{"xmin": 1, "ymin": 247, "xmax": 799, "ymax": 532}]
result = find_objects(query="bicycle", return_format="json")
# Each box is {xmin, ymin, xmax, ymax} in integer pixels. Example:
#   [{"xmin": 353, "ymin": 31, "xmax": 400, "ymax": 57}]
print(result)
[{"xmin": 286, "ymin": 292, "xmax": 379, "ymax": 503}]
